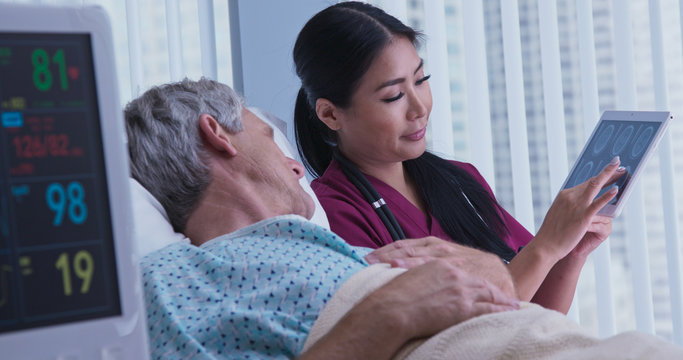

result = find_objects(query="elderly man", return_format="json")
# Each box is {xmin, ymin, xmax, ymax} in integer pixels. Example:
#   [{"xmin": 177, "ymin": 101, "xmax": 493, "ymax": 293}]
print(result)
[{"xmin": 126, "ymin": 78, "xmax": 680, "ymax": 359}]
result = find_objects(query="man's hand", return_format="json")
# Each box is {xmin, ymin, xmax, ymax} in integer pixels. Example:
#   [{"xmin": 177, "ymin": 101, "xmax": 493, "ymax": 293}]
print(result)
[
  {"xmin": 298, "ymin": 259, "xmax": 519, "ymax": 360},
  {"xmin": 368, "ymin": 259, "xmax": 520, "ymax": 339},
  {"xmin": 365, "ymin": 236, "xmax": 517, "ymax": 299}
]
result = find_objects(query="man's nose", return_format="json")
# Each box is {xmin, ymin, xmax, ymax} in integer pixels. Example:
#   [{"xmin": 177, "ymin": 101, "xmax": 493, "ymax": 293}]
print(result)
[{"xmin": 288, "ymin": 157, "xmax": 305, "ymax": 179}]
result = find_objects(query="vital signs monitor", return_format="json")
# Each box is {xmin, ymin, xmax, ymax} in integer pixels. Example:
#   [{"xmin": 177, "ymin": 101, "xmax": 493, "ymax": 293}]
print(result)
[{"xmin": 0, "ymin": 4, "xmax": 149, "ymax": 359}]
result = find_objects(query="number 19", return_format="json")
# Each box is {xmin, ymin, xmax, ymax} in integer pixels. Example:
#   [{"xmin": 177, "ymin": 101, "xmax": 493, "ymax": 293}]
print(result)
[{"xmin": 55, "ymin": 250, "xmax": 94, "ymax": 296}]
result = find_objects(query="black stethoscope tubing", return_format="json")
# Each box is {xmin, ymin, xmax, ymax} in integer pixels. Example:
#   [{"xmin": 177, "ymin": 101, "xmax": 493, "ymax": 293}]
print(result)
[
  {"xmin": 333, "ymin": 150, "xmax": 406, "ymax": 241},
  {"xmin": 333, "ymin": 150, "xmax": 513, "ymax": 263}
]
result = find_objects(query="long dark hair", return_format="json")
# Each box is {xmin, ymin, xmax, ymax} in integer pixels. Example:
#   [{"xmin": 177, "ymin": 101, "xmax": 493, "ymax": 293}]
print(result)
[
  {"xmin": 293, "ymin": 1, "xmax": 515, "ymax": 260},
  {"xmin": 406, "ymin": 153, "xmax": 515, "ymax": 260},
  {"xmin": 293, "ymin": 1, "xmax": 419, "ymax": 176}
]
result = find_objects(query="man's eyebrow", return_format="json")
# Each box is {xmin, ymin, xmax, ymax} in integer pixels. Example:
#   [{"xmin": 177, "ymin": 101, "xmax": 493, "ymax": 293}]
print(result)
[{"xmin": 374, "ymin": 59, "xmax": 425, "ymax": 91}]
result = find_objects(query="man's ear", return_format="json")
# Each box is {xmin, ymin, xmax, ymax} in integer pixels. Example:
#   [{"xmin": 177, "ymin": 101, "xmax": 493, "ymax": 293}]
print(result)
[
  {"xmin": 315, "ymin": 98, "xmax": 342, "ymax": 131},
  {"xmin": 198, "ymin": 114, "xmax": 237, "ymax": 156}
]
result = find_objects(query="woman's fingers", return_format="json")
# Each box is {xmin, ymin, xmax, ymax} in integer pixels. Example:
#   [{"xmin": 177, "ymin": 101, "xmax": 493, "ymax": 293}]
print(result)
[
  {"xmin": 586, "ymin": 216, "xmax": 612, "ymax": 238},
  {"xmin": 535, "ymin": 157, "xmax": 623, "ymax": 261},
  {"xmin": 588, "ymin": 186, "xmax": 619, "ymax": 214},
  {"xmin": 607, "ymin": 166, "xmax": 627, "ymax": 185},
  {"xmin": 588, "ymin": 215, "xmax": 612, "ymax": 228},
  {"xmin": 581, "ymin": 156, "xmax": 622, "ymax": 200},
  {"xmin": 586, "ymin": 164, "xmax": 626, "ymax": 213}
]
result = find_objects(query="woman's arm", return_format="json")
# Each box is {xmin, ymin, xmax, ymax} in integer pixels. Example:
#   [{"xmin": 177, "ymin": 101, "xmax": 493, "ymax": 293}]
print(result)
[
  {"xmin": 506, "ymin": 159, "xmax": 623, "ymax": 309},
  {"xmin": 530, "ymin": 216, "xmax": 612, "ymax": 312},
  {"xmin": 530, "ymin": 253, "xmax": 585, "ymax": 312}
]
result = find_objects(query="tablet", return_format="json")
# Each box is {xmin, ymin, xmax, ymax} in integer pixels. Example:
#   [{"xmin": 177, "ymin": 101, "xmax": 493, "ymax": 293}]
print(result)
[
  {"xmin": 562, "ymin": 110, "xmax": 672, "ymax": 218},
  {"xmin": 0, "ymin": 4, "xmax": 149, "ymax": 359}
]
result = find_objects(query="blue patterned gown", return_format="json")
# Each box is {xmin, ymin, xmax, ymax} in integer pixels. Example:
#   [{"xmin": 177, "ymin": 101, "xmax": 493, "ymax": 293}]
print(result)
[{"xmin": 141, "ymin": 215, "xmax": 372, "ymax": 359}]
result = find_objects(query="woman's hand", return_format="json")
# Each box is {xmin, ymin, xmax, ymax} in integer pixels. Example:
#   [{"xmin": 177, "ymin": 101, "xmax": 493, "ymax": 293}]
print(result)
[
  {"xmin": 508, "ymin": 157, "xmax": 624, "ymax": 305},
  {"xmin": 569, "ymin": 215, "xmax": 612, "ymax": 259},
  {"xmin": 529, "ymin": 214, "xmax": 613, "ymax": 313},
  {"xmin": 533, "ymin": 156, "xmax": 625, "ymax": 263}
]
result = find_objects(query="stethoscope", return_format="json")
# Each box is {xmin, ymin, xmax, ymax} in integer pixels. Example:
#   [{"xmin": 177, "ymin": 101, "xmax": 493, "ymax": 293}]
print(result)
[
  {"xmin": 333, "ymin": 149, "xmax": 406, "ymax": 241},
  {"xmin": 333, "ymin": 149, "xmax": 513, "ymax": 264}
]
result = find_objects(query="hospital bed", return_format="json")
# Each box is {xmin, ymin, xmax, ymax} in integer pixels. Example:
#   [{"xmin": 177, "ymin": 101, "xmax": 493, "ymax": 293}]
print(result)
[{"xmin": 128, "ymin": 112, "xmax": 683, "ymax": 358}]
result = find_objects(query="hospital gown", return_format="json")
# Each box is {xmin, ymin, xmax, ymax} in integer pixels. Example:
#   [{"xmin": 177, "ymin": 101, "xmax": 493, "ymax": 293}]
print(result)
[{"xmin": 141, "ymin": 215, "xmax": 372, "ymax": 359}]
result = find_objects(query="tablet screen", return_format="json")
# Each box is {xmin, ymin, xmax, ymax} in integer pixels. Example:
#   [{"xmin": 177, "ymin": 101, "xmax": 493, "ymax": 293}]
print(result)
[{"xmin": 563, "ymin": 119, "xmax": 662, "ymax": 205}]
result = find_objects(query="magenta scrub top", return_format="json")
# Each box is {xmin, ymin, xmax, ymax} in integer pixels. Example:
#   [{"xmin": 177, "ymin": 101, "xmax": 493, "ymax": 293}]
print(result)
[{"xmin": 311, "ymin": 158, "xmax": 533, "ymax": 251}]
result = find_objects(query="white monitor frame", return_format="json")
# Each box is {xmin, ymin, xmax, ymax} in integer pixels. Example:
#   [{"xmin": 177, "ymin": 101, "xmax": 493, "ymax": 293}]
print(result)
[{"xmin": 0, "ymin": 4, "xmax": 149, "ymax": 359}]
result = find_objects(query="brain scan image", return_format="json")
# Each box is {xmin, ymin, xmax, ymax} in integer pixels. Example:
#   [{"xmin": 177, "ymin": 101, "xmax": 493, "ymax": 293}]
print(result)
[
  {"xmin": 593, "ymin": 124, "xmax": 614, "ymax": 155},
  {"xmin": 612, "ymin": 125, "xmax": 634, "ymax": 155},
  {"xmin": 632, "ymin": 126, "xmax": 655, "ymax": 158},
  {"xmin": 573, "ymin": 161, "xmax": 594, "ymax": 187},
  {"xmin": 564, "ymin": 120, "xmax": 661, "ymax": 199}
]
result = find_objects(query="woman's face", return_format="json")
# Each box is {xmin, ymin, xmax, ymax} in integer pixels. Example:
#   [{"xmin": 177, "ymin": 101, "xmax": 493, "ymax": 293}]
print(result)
[{"xmin": 334, "ymin": 36, "xmax": 432, "ymax": 168}]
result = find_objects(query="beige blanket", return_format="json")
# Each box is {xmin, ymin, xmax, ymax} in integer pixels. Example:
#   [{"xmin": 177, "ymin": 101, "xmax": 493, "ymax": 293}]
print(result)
[{"xmin": 303, "ymin": 263, "xmax": 683, "ymax": 359}]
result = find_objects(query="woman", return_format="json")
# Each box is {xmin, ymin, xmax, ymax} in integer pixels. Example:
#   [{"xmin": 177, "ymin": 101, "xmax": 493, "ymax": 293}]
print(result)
[{"xmin": 293, "ymin": 1, "xmax": 623, "ymax": 313}]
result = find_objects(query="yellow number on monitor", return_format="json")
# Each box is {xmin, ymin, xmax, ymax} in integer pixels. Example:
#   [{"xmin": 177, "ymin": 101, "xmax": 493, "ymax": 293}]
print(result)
[
  {"xmin": 55, "ymin": 250, "xmax": 93, "ymax": 296},
  {"xmin": 55, "ymin": 253, "xmax": 72, "ymax": 296},
  {"xmin": 74, "ymin": 250, "xmax": 93, "ymax": 294}
]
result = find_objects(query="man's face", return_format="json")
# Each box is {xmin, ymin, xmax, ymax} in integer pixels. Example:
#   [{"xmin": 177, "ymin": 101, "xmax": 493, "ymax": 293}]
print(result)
[{"xmin": 231, "ymin": 108, "xmax": 315, "ymax": 219}]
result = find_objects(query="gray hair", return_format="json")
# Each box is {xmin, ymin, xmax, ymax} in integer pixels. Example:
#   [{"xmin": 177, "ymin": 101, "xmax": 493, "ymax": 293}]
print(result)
[{"xmin": 124, "ymin": 78, "xmax": 243, "ymax": 232}]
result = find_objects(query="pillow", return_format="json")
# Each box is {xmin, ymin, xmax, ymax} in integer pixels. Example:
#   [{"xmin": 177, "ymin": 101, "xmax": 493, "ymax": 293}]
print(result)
[
  {"xmin": 130, "ymin": 178, "xmax": 191, "ymax": 257},
  {"xmin": 130, "ymin": 107, "xmax": 329, "ymax": 257}
]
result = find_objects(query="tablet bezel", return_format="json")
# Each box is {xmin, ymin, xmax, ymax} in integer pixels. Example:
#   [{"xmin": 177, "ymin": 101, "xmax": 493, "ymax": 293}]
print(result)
[
  {"xmin": 0, "ymin": 4, "xmax": 149, "ymax": 359},
  {"xmin": 562, "ymin": 110, "xmax": 672, "ymax": 218}
]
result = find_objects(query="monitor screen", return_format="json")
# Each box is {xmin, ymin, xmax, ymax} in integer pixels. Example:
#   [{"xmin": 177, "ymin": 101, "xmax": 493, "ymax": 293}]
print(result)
[{"xmin": 0, "ymin": 32, "xmax": 121, "ymax": 334}]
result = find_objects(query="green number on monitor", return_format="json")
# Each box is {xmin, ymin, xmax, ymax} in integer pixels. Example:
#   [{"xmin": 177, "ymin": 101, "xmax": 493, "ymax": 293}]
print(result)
[
  {"xmin": 52, "ymin": 49, "xmax": 68, "ymax": 91},
  {"xmin": 31, "ymin": 48, "xmax": 52, "ymax": 91},
  {"xmin": 31, "ymin": 48, "xmax": 68, "ymax": 91}
]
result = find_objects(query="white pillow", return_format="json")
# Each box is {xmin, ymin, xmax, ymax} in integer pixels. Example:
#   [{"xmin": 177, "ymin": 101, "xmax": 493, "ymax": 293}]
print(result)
[
  {"xmin": 130, "ymin": 107, "xmax": 329, "ymax": 257},
  {"xmin": 130, "ymin": 178, "xmax": 191, "ymax": 257}
]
